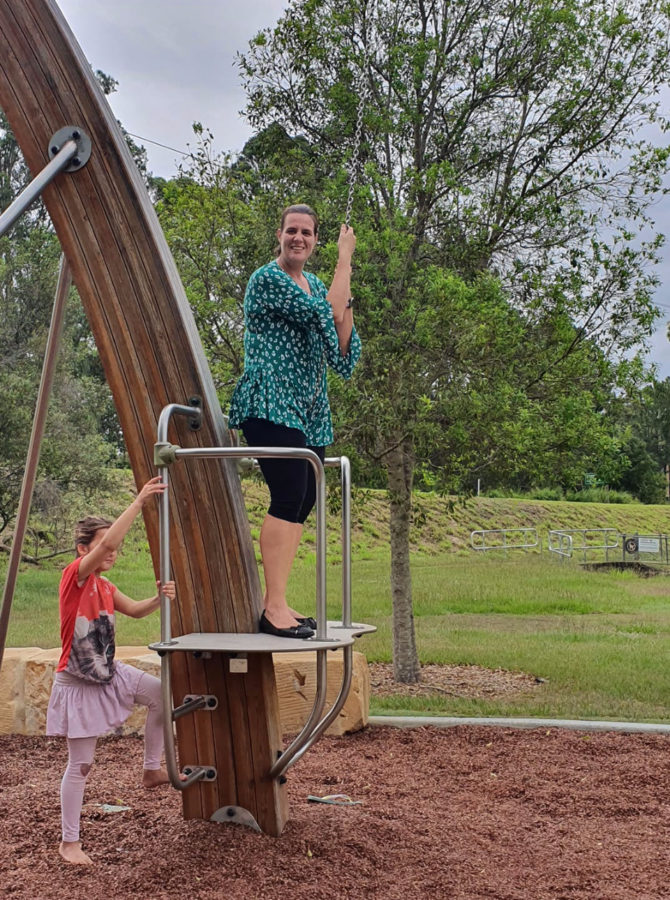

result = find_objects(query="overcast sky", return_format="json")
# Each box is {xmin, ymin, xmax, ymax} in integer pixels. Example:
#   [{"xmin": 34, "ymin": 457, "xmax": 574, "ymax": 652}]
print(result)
[
  {"xmin": 58, "ymin": 0, "xmax": 290, "ymax": 173},
  {"xmin": 56, "ymin": 0, "xmax": 670, "ymax": 377}
]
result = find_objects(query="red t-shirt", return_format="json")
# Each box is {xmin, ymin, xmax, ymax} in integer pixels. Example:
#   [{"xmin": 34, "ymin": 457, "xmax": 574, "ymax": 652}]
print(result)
[{"xmin": 56, "ymin": 557, "xmax": 117, "ymax": 683}]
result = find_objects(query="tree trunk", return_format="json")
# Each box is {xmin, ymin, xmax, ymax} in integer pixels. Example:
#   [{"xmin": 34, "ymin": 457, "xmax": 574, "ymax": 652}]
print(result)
[{"xmin": 386, "ymin": 437, "xmax": 421, "ymax": 683}]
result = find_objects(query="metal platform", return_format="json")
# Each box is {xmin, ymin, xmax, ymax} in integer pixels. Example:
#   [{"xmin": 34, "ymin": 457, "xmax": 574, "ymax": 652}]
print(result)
[
  {"xmin": 151, "ymin": 423, "xmax": 375, "ymax": 791},
  {"xmin": 150, "ymin": 621, "xmax": 376, "ymax": 655}
]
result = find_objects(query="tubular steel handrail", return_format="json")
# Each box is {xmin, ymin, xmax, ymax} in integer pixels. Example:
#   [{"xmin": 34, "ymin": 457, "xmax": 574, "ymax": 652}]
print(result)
[
  {"xmin": 470, "ymin": 527, "xmax": 540, "ymax": 553},
  {"xmin": 547, "ymin": 530, "xmax": 574, "ymax": 560},
  {"xmin": 158, "ymin": 443, "xmax": 326, "ymax": 786},
  {"xmin": 153, "ymin": 403, "xmax": 357, "ymax": 786},
  {"xmin": 548, "ymin": 528, "xmax": 618, "ymax": 563},
  {"xmin": 271, "ymin": 454, "xmax": 354, "ymax": 774},
  {"xmin": 155, "ymin": 403, "xmax": 205, "ymax": 790},
  {"xmin": 332, "ymin": 455, "xmax": 353, "ymax": 629}
]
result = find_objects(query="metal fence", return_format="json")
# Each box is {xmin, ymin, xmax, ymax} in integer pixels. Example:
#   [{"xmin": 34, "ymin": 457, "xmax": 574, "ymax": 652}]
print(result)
[
  {"xmin": 620, "ymin": 533, "xmax": 670, "ymax": 564},
  {"xmin": 470, "ymin": 527, "xmax": 541, "ymax": 554},
  {"xmin": 470, "ymin": 526, "xmax": 670, "ymax": 564},
  {"xmin": 547, "ymin": 528, "xmax": 619, "ymax": 563},
  {"xmin": 547, "ymin": 530, "xmax": 573, "ymax": 559}
]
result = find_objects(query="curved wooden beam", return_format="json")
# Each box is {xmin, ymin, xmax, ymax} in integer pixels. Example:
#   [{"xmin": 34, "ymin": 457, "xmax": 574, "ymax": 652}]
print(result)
[{"xmin": 0, "ymin": 0, "xmax": 287, "ymax": 833}]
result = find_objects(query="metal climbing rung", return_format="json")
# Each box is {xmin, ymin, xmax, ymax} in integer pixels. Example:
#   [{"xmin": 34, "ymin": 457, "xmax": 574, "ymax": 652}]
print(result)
[
  {"xmin": 151, "ymin": 402, "xmax": 376, "ymax": 790},
  {"xmin": 172, "ymin": 694, "xmax": 218, "ymax": 720}
]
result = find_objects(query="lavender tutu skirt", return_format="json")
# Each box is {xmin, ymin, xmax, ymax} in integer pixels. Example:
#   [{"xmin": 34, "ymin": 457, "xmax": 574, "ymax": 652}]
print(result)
[{"xmin": 46, "ymin": 661, "xmax": 145, "ymax": 739}]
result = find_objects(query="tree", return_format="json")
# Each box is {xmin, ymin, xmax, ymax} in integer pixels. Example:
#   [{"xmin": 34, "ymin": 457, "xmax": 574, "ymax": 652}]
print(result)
[
  {"xmin": 629, "ymin": 377, "xmax": 670, "ymax": 474},
  {"xmin": 609, "ymin": 375, "xmax": 670, "ymax": 503},
  {"xmin": 154, "ymin": 127, "xmax": 269, "ymax": 405},
  {"xmin": 0, "ymin": 110, "xmax": 121, "ymax": 550},
  {"xmin": 238, "ymin": 0, "xmax": 670, "ymax": 681},
  {"xmin": 614, "ymin": 435, "xmax": 666, "ymax": 503}
]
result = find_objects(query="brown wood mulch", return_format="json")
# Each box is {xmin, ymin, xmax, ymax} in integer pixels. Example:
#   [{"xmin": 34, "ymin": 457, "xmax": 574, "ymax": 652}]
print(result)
[
  {"xmin": 368, "ymin": 662, "xmax": 544, "ymax": 699},
  {"xmin": 2, "ymin": 722, "xmax": 668, "ymax": 899}
]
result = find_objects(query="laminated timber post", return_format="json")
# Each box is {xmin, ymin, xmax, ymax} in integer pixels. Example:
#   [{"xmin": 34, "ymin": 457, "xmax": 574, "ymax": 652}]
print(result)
[{"xmin": 0, "ymin": 0, "xmax": 288, "ymax": 834}]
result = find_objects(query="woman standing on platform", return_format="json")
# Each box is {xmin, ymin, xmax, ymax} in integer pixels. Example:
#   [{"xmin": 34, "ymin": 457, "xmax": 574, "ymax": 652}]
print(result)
[{"xmin": 229, "ymin": 204, "xmax": 361, "ymax": 639}]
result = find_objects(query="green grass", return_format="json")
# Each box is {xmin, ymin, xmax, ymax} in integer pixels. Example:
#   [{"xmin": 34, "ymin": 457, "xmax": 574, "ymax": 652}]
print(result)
[
  {"xmin": 4, "ymin": 487, "xmax": 670, "ymax": 724},
  {"xmin": 5, "ymin": 549, "xmax": 670, "ymax": 724}
]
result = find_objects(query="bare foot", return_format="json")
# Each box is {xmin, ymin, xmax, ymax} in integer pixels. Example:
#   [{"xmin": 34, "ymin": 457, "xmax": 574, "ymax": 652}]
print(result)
[
  {"xmin": 59, "ymin": 841, "xmax": 93, "ymax": 865},
  {"xmin": 142, "ymin": 767, "xmax": 170, "ymax": 788}
]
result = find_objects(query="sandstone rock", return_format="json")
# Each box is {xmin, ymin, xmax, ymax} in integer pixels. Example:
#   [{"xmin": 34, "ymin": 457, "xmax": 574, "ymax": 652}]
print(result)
[
  {"xmin": 1, "ymin": 647, "xmax": 369, "ymax": 738},
  {"xmin": 272, "ymin": 650, "xmax": 370, "ymax": 735},
  {"xmin": 0, "ymin": 648, "xmax": 45, "ymax": 734}
]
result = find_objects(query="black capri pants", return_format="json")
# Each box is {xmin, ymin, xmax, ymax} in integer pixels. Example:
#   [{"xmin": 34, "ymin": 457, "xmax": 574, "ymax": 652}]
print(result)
[{"xmin": 241, "ymin": 418, "xmax": 326, "ymax": 524}]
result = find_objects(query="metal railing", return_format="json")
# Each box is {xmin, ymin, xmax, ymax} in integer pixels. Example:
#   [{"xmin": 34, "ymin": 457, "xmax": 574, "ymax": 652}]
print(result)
[
  {"xmin": 153, "ymin": 403, "xmax": 359, "ymax": 785},
  {"xmin": 622, "ymin": 533, "xmax": 670, "ymax": 564},
  {"xmin": 547, "ymin": 528, "xmax": 618, "ymax": 562},
  {"xmin": 547, "ymin": 530, "xmax": 573, "ymax": 559},
  {"xmin": 470, "ymin": 527, "xmax": 540, "ymax": 554}
]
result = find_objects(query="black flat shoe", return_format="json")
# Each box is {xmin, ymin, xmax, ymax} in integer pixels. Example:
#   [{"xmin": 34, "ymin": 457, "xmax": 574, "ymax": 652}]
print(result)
[
  {"xmin": 297, "ymin": 617, "xmax": 317, "ymax": 630},
  {"xmin": 259, "ymin": 612, "xmax": 314, "ymax": 639}
]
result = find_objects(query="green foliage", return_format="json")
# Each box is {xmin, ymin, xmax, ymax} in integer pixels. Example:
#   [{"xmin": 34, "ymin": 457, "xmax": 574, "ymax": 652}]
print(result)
[
  {"xmin": 485, "ymin": 486, "xmax": 565, "ymax": 501},
  {"xmin": 524, "ymin": 487, "xmax": 565, "ymax": 501},
  {"xmin": 609, "ymin": 435, "xmax": 666, "ymax": 503},
  {"xmin": 235, "ymin": 0, "xmax": 670, "ymax": 678},
  {"xmin": 623, "ymin": 375, "xmax": 670, "ymax": 472},
  {"xmin": 154, "ymin": 127, "xmax": 285, "ymax": 406},
  {"xmin": 239, "ymin": 0, "xmax": 670, "ymax": 485},
  {"xmin": 0, "ymin": 111, "xmax": 124, "ymax": 545},
  {"xmin": 601, "ymin": 375, "xmax": 670, "ymax": 504},
  {"xmin": 484, "ymin": 485, "xmax": 640, "ymax": 503},
  {"xmin": 564, "ymin": 487, "xmax": 635, "ymax": 504}
]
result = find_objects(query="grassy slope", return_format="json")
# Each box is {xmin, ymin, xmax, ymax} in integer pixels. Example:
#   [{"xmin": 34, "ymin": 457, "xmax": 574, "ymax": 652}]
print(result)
[{"xmin": 242, "ymin": 477, "xmax": 670, "ymax": 557}]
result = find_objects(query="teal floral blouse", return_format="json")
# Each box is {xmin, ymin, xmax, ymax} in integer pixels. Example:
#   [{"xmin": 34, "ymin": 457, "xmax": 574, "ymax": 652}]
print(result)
[{"xmin": 228, "ymin": 260, "xmax": 361, "ymax": 446}]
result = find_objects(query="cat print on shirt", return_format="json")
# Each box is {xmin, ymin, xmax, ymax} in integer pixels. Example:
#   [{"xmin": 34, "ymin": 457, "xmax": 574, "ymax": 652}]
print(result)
[{"xmin": 56, "ymin": 558, "xmax": 117, "ymax": 683}]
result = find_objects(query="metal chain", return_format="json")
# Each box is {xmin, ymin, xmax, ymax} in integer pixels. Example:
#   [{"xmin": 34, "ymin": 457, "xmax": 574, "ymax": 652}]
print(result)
[{"xmin": 344, "ymin": 60, "xmax": 371, "ymax": 227}]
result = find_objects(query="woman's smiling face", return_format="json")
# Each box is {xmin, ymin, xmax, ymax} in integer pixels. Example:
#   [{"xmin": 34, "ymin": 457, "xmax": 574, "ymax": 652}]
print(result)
[{"xmin": 276, "ymin": 212, "xmax": 318, "ymax": 269}]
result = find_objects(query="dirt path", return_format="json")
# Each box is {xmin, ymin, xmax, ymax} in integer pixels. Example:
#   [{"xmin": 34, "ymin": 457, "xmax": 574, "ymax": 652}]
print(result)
[{"xmin": 2, "ymin": 725, "xmax": 668, "ymax": 899}]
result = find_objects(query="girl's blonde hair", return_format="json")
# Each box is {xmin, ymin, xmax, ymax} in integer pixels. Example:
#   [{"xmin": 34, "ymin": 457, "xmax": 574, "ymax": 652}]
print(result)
[{"xmin": 74, "ymin": 516, "xmax": 112, "ymax": 549}]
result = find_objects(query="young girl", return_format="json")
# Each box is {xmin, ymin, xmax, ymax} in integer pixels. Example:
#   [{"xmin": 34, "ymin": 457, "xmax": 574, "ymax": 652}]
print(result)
[{"xmin": 46, "ymin": 476, "xmax": 175, "ymax": 866}]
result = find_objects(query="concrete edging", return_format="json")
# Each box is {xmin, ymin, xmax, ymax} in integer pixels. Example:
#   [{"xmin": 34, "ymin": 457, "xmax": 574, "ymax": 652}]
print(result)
[{"xmin": 369, "ymin": 715, "xmax": 670, "ymax": 734}]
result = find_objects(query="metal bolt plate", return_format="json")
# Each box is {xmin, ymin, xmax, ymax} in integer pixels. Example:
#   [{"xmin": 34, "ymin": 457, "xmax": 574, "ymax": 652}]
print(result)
[
  {"xmin": 183, "ymin": 693, "xmax": 219, "ymax": 710},
  {"xmin": 211, "ymin": 805, "xmax": 262, "ymax": 832},
  {"xmin": 47, "ymin": 126, "xmax": 91, "ymax": 172},
  {"xmin": 182, "ymin": 766, "xmax": 217, "ymax": 782}
]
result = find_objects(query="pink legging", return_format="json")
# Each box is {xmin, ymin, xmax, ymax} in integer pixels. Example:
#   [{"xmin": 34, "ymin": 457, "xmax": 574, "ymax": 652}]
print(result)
[{"xmin": 60, "ymin": 671, "xmax": 163, "ymax": 843}]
